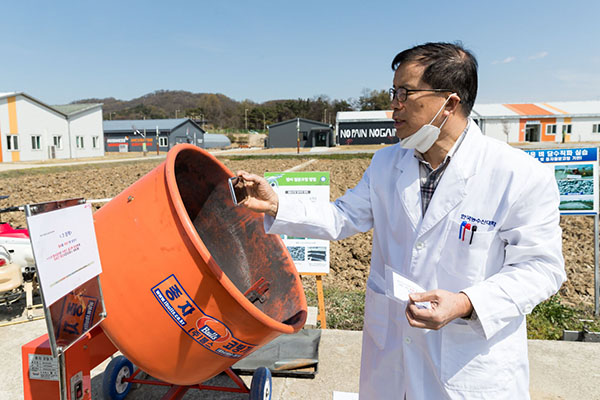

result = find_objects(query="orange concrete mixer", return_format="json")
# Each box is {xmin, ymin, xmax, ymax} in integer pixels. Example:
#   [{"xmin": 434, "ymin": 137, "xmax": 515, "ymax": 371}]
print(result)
[{"xmin": 93, "ymin": 144, "xmax": 307, "ymax": 385}]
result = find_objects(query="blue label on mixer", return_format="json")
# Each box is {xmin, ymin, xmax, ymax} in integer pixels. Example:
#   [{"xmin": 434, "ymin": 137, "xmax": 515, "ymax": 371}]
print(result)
[{"xmin": 151, "ymin": 274, "xmax": 256, "ymax": 359}]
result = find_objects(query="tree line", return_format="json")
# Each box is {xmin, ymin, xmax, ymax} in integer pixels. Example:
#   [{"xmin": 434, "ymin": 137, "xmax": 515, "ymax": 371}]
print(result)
[{"xmin": 75, "ymin": 89, "xmax": 391, "ymax": 131}]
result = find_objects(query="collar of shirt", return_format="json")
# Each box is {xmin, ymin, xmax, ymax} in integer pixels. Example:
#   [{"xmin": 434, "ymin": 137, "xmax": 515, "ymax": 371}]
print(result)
[
  {"xmin": 414, "ymin": 119, "xmax": 470, "ymax": 170},
  {"xmin": 414, "ymin": 120, "xmax": 470, "ymax": 214}
]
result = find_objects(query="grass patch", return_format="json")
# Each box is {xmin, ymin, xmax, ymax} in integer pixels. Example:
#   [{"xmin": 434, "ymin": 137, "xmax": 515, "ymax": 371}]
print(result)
[
  {"xmin": 304, "ymin": 290, "xmax": 600, "ymax": 340},
  {"xmin": 305, "ymin": 287, "xmax": 365, "ymax": 330},
  {"xmin": 526, "ymin": 295, "xmax": 600, "ymax": 340}
]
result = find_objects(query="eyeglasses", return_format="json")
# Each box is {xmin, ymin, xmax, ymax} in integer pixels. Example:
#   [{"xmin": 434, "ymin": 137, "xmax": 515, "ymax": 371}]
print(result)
[{"xmin": 389, "ymin": 87, "xmax": 452, "ymax": 102}]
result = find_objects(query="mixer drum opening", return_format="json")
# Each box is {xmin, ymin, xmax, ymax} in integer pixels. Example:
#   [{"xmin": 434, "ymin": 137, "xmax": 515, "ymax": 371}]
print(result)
[{"xmin": 173, "ymin": 148, "xmax": 305, "ymax": 327}]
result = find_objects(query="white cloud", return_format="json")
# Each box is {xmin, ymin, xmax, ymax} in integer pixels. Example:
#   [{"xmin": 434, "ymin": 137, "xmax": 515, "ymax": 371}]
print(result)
[
  {"xmin": 529, "ymin": 51, "xmax": 549, "ymax": 60},
  {"xmin": 551, "ymin": 69, "xmax": 600, "ymax": 99},
  {"xmin": 554, "ymin": 70, "xmax": 600, "ymax": 87},
  {"xmin": 492, "ymin": 56, "xmax": 516, "ymax": 65}
]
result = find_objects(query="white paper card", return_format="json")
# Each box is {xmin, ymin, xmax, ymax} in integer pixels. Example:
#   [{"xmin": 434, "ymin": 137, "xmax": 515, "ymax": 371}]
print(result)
[
  {"xmin": 27, "ymin": 203, "xmax": 103, "ymax": 305},
  {"xmin": 384, "ymin": 265, "xmax": 431, "ymax": 309}
]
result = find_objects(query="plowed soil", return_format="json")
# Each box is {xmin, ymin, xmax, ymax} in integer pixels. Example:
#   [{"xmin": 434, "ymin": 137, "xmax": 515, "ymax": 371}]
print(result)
[{"xmin": 0, "ymin": 156, "xmax": 594, "ymax": 309}]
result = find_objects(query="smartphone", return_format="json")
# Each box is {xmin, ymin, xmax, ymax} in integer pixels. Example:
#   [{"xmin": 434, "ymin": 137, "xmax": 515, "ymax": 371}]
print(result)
[{"xmin": 228, "ymin": 176, "xmax": 248, "ymax": 206}]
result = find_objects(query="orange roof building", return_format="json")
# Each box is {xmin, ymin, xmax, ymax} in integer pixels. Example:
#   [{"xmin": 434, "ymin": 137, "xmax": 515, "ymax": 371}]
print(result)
[{"xmin": 470, "ymin": 101, "xmax": 600, "ymax": 144}]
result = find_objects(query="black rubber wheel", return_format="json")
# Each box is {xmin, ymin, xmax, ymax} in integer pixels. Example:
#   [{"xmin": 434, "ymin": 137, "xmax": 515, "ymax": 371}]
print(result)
[
  {"xmin": 102, "ymin": 355, "xmax": 133, "ymax": 400},
  {"xmin": 249, "ymin": 367, "xmax": 272, "ymax": 400}
]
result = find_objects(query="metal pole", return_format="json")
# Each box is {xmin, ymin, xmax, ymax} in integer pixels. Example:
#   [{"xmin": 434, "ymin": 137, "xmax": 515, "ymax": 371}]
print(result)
[
  {"xmin": 296, "ymin": 118, "xmax": 300, "ymax": 154},
  {"xmin": 595, "ymin": 213, "xmax": 599, "ymax": 316},
  {"xmin": 143, "ymin": 128, "xmax": 147, "ymax": 156},
  {"xmin": 58, "ymin": 349, "xmax": 67, "ymax": 400}
]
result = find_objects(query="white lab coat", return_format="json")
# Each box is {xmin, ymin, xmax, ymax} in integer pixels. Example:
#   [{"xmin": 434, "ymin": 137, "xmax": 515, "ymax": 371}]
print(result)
[{"xmin": 265, "ymin": 120, "xmax": 565, "ymax": 399}]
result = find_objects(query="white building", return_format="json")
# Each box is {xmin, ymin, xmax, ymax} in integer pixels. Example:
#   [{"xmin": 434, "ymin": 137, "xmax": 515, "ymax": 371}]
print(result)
[
  {"xmin": 336, "ymin": 101, "xmax": 600, "ymax": 146},
  {"xmin": 472, "ymin": 101, "xmax": 600, "ymax": 144},
  {"xmin": 0, "ymin": 92, "xmax": 104, "ymax": 163}
]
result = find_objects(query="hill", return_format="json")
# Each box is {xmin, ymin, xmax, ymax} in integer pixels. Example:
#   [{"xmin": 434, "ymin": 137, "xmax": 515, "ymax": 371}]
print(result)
[{"xmin": 72, "ymin": 89, "xmax": 390, "ymax": 131}]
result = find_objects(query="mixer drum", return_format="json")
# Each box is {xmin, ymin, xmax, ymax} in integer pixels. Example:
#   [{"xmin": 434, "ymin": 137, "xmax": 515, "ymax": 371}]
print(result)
[{"xmin": 94, "ymin": 144, "xmax": 307, "ymax": 385}]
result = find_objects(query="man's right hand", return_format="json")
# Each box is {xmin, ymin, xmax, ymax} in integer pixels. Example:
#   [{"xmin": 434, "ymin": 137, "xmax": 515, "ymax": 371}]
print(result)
[{"xmin": 236, "ymin": 171, "xmax": 279, "ymax": 217}]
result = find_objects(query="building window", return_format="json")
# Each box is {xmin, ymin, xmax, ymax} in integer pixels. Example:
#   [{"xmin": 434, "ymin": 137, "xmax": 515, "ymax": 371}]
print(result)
[
  {"xmin": 593, "ymin": 124, "xmax": 600, "ymax": 133},
  {"xmin": 562, "ymin": 124, "xmax": 572, "ymax": 134},
  {"xmin": 6, "ymin": 135, "xmax": 19, "ymax": 150},
  {"xmin": 92, "ymin": 136, "xmax": 99, "ymax": 149},
  {"xmin": 53, "ymin": 135, "xmax": 63, "ymax": 149},
  {"xmin": 546, "ymin": 124, "xmax": 557, "ymax": 134},
  {"xmin": 76, "ymin": 136, "xmax": 84, "ymax": 149},
  {"xmin": 31, "ymin": 135, "xmax": 41, "ymax": 150},
  {"xmin": 159, "ymin": 136, "xmax": 169, "ymax": 147}
]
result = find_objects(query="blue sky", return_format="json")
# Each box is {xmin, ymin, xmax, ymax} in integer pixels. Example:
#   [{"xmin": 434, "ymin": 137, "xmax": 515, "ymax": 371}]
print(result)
[{"xmin": 2, "ymin": 0, "xmax": 599, "ymax": 106}]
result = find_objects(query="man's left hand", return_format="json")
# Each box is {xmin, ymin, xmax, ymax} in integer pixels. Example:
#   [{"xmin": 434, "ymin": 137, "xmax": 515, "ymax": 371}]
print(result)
[{"xmin": 405, "ymin": 290, "xmax": 473, "ymax": 330}]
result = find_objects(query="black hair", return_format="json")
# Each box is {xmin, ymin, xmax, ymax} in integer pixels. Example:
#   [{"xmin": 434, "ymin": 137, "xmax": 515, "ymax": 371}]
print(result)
[{"xmin": 391, "ymin": 42, "xmax": 478, "ymax": 117}]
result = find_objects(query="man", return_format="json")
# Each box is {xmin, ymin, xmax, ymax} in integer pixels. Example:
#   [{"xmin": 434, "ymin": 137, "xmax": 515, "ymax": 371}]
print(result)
[{"xmin": 237, "ymin": 42, "xmax": 565, "ymax": 399}]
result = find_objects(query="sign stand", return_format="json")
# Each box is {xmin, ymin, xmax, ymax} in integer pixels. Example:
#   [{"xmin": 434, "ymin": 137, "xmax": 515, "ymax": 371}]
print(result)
[
  {"xmin": 594, "ymin": 214, "xmax": 600, "ymax": 317},
  {"xmin": 25, "ymin": 198, "xmax": 106, "ymax": 400},
  {"xmin": 301, "ymin": 272, "xmax": 327, "ymax": 329},
  {"xmin": 265, "ymin": 171, "xmax": 332, "ymax": 328},
  {"xmin": 525, "ymin": 147, "xmax": 599, "ymax": 316}
]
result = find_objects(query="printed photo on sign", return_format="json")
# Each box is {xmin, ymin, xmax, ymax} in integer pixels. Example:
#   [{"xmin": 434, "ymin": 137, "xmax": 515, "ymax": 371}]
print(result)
[
  {"xmin": 287, "ymin": 246, "xmax": 306, "ymax": 262},
  {"xmin": 555, "ymin": 164, "xmax": 595, "ymax": 211},
  {"xmin": 307, "ymin": 246, "xmax": 327, "ymax": 262}
]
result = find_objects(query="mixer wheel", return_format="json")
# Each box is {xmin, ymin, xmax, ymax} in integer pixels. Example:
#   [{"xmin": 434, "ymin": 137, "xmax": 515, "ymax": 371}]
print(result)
[
  {"xmin": 102, "ymin": 355, "xmax": 133, "ymax": 400},
  {"xmin": 249, "ymin": 366, "xmax": 272, "ymax": 400}
]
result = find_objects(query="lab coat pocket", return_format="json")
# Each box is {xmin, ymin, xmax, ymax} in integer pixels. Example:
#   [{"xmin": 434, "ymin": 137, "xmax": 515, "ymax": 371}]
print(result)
[
  {"xmin": 363, "ymin": 286, "xmax": 389, "ymax": 350},
  {"xmin": 440, "ymin": 220, "xmax": 496, "ymax": 284},
  {"xmin": 441, "ymin": 323, "xmax": 511, "ymax": 391}
]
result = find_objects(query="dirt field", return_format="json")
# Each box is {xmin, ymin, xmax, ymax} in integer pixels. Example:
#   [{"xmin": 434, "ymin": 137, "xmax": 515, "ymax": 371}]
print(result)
[{"xmin": 0, "ymin": 155, "xmax": 594, "ymax": 310}]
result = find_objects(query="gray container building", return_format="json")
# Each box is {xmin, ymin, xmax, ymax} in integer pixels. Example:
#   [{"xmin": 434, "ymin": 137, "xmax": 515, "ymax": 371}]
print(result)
[
  {"xmin": 267, "ymin": 118, "xmax": 333, "ymax": 148},
  {"xmin": 103, "ymin": 118, "xmax": 205, "ymax": 152}
]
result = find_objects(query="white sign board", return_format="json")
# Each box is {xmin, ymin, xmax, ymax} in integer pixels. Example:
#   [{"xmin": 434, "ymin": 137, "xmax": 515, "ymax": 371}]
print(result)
[
  {"xmin": 265, "ymin": 171, "xmax": 330, "ymax": 274},
  {"xmin": 27, "ymin": 203, "xmax": 103, "ymax": 305}
]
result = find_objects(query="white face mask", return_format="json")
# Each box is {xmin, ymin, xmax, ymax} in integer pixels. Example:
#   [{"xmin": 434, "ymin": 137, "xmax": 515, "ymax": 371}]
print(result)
[{"xmin": 400, "ymin": 93, "xmax": 456, "ymax": 153}]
